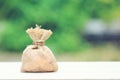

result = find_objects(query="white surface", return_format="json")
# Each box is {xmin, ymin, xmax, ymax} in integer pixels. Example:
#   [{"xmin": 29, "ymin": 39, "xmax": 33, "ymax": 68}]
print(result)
[{"xmin": 0, "ymin": 62, "xmax": 120, "ymax": 79}]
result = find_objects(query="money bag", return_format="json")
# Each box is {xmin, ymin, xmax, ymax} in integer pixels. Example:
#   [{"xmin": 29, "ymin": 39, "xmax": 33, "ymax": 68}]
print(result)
[{"xmin": 21, "ymin": 25, "xmax": 58, "ymax": 72}]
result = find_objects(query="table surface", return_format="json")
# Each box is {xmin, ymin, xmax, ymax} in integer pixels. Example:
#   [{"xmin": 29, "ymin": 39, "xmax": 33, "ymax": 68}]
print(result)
[{"xmin": 0, "ymin": 62, "xmax": 120, "ymax": 79}]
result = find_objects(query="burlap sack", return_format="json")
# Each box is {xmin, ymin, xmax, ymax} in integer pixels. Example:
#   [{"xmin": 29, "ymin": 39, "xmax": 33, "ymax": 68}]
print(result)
[{"xmin": 21, "ymin": 25, "xmax": 58, "ymax": 72}]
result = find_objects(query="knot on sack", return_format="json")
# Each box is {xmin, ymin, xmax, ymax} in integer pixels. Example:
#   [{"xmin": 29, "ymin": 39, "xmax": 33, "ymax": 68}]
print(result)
[{"xmin": 32, "ymin": 40, "xmax": 45, "ymax": 49}]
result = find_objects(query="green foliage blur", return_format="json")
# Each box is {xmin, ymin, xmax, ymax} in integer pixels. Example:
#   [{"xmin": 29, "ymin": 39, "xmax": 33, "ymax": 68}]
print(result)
[{"xmin": 0, "ymin": 0, "xmax": 120, "ymax": 52}]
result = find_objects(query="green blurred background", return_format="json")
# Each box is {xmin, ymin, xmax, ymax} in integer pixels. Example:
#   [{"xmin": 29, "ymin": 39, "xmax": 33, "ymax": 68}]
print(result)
[{"xmin": 0, "ymin": 0, "xmax": 120, "ymax": 61}]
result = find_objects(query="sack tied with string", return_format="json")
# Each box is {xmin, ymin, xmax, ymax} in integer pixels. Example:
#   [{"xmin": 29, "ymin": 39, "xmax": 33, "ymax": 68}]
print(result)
[{"xmin": 21, "ymin": 25, "xmax": 58, "ymax": 72}]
